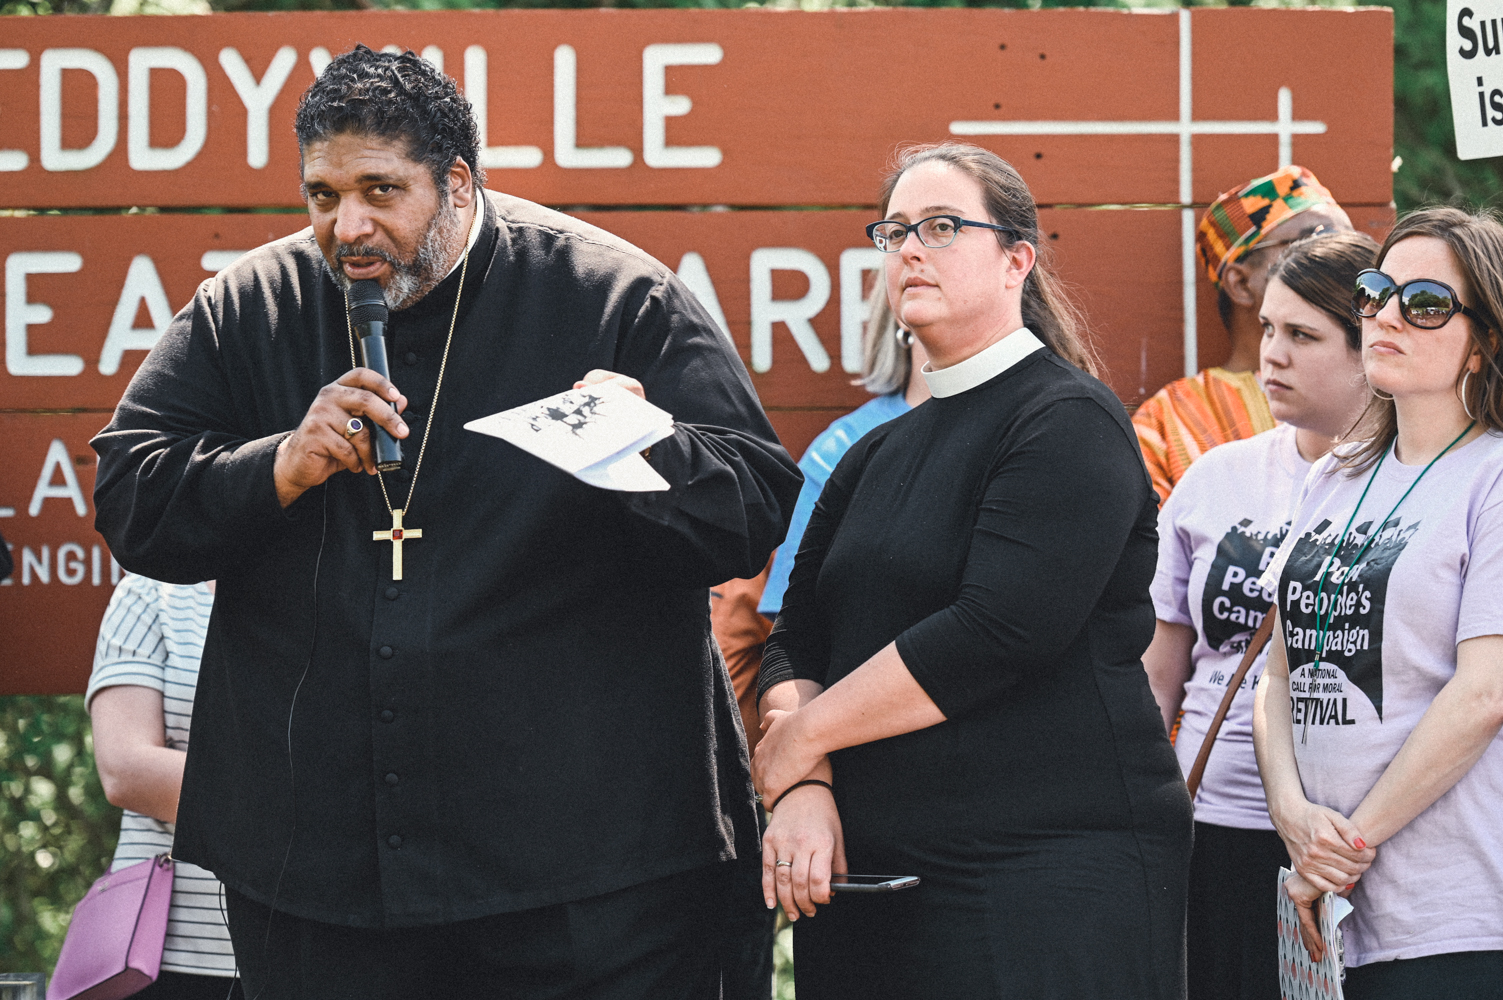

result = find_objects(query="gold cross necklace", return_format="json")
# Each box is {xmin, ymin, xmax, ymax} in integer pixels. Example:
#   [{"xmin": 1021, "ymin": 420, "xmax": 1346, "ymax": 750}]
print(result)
[{"xmin": 345, "ymin": 243, "xmax": 470, "ymax": 581}]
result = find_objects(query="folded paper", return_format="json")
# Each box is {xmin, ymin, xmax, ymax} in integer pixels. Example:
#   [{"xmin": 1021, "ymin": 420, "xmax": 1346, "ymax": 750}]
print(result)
[{"xmin": 464, "ymin": 381, "xmax": 675, "ymax": 492}]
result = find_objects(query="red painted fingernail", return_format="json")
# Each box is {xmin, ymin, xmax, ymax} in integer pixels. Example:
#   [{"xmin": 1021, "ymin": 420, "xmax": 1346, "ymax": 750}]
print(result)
[
  {"xmin": 1346, "ymin": 884, "xmax": 1354, "ymax": 890},
  {"xmin": 1354, "ymin": 838, "xmax": 1366, "ymax": 849}
]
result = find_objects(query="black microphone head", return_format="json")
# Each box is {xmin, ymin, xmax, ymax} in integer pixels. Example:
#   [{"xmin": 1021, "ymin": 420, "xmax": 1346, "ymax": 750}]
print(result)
[{"xmin": 348, "ymin": 279, "xmax": 388, "ymax": 326}]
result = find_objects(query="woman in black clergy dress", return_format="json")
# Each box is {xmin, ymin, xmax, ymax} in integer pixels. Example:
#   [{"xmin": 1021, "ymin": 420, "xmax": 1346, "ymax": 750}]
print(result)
[{"xmin": 751, "ymin": 143, "xmax": 1193, "ymax": 999}]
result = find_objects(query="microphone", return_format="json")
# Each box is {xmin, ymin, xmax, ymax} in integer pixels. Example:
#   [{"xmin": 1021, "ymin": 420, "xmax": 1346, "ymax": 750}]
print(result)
[{"xmin": 348, "ymin": 280, "xmax": 403, "ymax": 473}]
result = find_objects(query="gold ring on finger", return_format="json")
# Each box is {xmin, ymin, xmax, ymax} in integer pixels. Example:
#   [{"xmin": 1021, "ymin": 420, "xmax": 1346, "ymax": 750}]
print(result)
[{"xmin": 344, "ymin": 417, "xmax": 364, "ymax": 440}]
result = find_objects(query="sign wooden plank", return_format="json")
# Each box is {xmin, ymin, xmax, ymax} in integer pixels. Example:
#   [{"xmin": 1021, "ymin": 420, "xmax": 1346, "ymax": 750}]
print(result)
[
  {"xmin": 0, "ymin": 203, "xmax": 1394, "ymax": 415},
  {"xmin": 1, "ymin": 413, "xmax": 113, "ymax": 695},
  {"xmin": 0, "ymin": 8, "xmax": 1392, "ymax": 210}
]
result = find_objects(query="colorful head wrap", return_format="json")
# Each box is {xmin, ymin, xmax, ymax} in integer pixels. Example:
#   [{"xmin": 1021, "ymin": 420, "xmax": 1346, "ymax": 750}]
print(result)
[{"xmin": 1196, "ymin": 165, "xmax": 1338, "ymax": 287}]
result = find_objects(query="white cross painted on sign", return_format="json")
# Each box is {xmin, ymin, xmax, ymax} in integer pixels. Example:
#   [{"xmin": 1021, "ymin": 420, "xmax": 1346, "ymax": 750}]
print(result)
[{"xmin": 948, "ymin": 10, "xmax": 1328, "ymax": 378}]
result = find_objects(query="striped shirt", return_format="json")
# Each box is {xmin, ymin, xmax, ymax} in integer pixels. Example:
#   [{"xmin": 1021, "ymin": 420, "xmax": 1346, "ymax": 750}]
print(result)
[
  {"xmin": 1131, "ymin": 367, "xmax": 1276, "ymax": 504},
  {"xmin": 86, "ymin": 574, "xmax": 235, "ymax": 977}
]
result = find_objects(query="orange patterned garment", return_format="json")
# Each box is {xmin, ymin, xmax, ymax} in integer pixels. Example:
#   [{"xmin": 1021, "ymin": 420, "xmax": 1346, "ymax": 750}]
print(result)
[{"xmin": 1132, "ymin": 367, "xmax": 1275, "ymax": 504}]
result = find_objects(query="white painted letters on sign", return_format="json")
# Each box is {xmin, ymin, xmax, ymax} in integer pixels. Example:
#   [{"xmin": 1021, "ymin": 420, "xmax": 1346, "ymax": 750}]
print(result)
[
  {"xmin": 750, "ymin": 248, "xmax": 832, "ymax": 375},
  {"xmin": 839, "ymin": 248, "xmax": 884, "ymax": 376},
  {"xmin": 0, "ymin": 50, "xmax": 31, "ymax": 172},
  {"xmin": 464, "ymin": 46, "xmax": 544, "ymax": 170},
  {"xmin": 6, "ymin": 252, "xmax": 85, "ymax": 377},
  {"xmin": 14, "ymin": 40, "xmax": 733, "ymax": 176},
  {"xmin": 127, "ymin": 47, "xmax": 208, "ymax": 171},
  {"xmin": 642, "ymin": 44, "xmax": 722, "ymax": 169},
  {"xmin": 219, "ymin": 47, "xmax": 298, "ymax": 170},
  {"xmin": 674, "ymin": 251, "xmax": 732, "ymax": 343},
  {"xmin": 39, "ymin": 49, "xmax": 119, "ymax": 173},
  {"xmin": 553, "ymin": 45, "xmax": 632, "ymax": 169},
  {"xmin": 99, "ymin": 255, "xmax": 173, "ymax": 376},
  {"xmin": 29, "ymin": 438, "xmax": 87, "ymax": 518},
  {"xmin": 1449, "ymin": 0, "xmax": 1503, "ymax": 159}
]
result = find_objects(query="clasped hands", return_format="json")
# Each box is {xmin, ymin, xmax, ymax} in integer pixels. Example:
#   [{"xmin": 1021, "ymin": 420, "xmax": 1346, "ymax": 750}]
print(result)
[
  {"xmin": 753, "ymin": 707, "xmax": 845, "ymax": 922},
  {"xmin": 1274, "ymin": 798, "xmax": 1377, "ymax": 963},
  {"xmin": 273, "ymin": 367, "xmax": 645, "ymax": 508}
]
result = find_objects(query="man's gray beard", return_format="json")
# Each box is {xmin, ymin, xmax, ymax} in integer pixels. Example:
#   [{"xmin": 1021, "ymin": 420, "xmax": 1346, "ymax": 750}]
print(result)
[{"xmin": 326, "ymin": 196, "xmax": 466, "ymax": 311}]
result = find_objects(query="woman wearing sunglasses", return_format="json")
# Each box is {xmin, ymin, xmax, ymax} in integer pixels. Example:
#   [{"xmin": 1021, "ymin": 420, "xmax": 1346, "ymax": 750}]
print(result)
[
  {"xmin": 1254, "ymin": 207, "xmax": 1503, "ymax": 998},
  {"xmin": 1144, "ymin": 230, "xmax": 1378, "ymax": 1000},
  {"xmin": 750, "ymin": 142, "xmax": 1191, "ymax": 999}
]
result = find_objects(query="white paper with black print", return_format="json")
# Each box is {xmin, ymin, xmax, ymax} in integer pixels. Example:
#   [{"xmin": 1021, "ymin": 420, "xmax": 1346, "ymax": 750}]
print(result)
[
  {"xmin": 1277, "ymin": 867, "xmax": 1354, "ymax": 1000},
  {"xmin": 465, "ymin": 380, "xmax": 675, "ymax": 492}
]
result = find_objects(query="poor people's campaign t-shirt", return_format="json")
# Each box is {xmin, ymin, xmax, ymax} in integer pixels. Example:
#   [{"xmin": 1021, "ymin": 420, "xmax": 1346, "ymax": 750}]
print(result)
[
  {"xmin": 1264, "ymin": 429, "xmax": 1503, "ymax": 966},
  {"xmin": 1153, "ymin": 423, "xmax": 1307, "ymax": 830}
]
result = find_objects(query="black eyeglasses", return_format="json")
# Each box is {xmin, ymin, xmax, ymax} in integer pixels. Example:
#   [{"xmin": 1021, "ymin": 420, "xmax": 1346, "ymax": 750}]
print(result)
[
  {"xmin": 1352, "ymin": 269, "xmax": 1492, "ymax": 331},
  {"xmin": 866, "ymin": 215, "xmax": 1018, "ymax": 253}
]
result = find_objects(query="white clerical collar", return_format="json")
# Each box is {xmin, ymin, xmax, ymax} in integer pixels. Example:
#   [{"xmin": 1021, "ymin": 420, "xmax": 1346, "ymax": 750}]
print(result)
[
  {"xmin": 441, "ymin": 195, "xmax": 487, "ymax": 280},
  {"xmin": 920, "ymin": 327, "xmax": 1044, "ymax": 398}
]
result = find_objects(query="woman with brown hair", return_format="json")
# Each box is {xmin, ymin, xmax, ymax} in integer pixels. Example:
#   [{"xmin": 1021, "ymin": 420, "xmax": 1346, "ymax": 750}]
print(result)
[
  {"xmin": 750, "ymin": 142, "xmax": 1192, "ymax": 998},
  {"xmin": 1144, "ymin": 229, "xmax": 1379, "ymax": 999},
  {"xmin": 1254, "ymin": 206, "xmax": 1503, "ymax": 998}
]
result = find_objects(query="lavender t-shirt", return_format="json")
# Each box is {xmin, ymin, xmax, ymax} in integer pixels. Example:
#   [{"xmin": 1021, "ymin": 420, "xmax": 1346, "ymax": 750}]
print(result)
[
  {"xmin": 1153, "ymin": 423, "xmax": 1308, "ymax": 830},
  {"xmin": 1268, "ymin": 429, "xmax": 1503, "ymax": 966}
]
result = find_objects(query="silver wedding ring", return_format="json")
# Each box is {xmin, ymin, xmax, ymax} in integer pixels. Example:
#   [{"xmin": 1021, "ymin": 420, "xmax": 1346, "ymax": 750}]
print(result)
[
  {"xmin": 344, "ymin": 417, "xmax": 364, "ymax": 440},
  {"xmin": 775, "ymin": 860, "xmax": 793, "ymax": 868}
]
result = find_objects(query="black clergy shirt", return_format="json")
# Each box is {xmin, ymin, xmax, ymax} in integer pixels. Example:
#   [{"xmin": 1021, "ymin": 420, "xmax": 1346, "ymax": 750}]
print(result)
[{"xmin": 92, "ymin": 191, "xmax": 801, "ymax": 927}]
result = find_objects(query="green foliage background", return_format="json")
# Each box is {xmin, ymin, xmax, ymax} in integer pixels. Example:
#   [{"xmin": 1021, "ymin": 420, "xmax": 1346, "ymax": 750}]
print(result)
[
  {"xmin": 2, "ymin": 0, "xmax": 1499, "ymax": 982},
  {"xmin": 0, "ymin": 698, "xmax": 120, "ymax": 972}
]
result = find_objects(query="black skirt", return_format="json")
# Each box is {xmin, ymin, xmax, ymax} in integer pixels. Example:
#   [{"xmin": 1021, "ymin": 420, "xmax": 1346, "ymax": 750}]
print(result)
[{"xmin": 794, "ymin": 821, "xmax": 1189, "ymax": 1000}]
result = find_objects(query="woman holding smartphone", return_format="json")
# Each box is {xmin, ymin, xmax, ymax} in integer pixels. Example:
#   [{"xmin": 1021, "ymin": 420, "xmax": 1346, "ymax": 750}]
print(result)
[
  {"xmin": 1254, "ymin": 206, "xmax": 1503, "ymax": 998},
  {"xmin": 751, "ymin": 142, "xmax": 1191, "ymax": 999},
  {"xmin": 1144, "ymin": 230, "xmax": 1378, "ymax": 999}
]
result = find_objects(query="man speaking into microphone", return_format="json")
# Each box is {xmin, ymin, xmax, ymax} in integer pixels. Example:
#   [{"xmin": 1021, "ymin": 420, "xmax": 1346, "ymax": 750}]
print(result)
[{"xmin": 91, "ymin": 46, "xmax": 799, "ymax": 999}]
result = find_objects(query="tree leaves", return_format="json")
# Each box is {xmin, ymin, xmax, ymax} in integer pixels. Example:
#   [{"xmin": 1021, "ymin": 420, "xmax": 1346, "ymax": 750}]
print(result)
[{"xmin": 0, "ymin": 696, "xmax": 121, "ymax": 975}]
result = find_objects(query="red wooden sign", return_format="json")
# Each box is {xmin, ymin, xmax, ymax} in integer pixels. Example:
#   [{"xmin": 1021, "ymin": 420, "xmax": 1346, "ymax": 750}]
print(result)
[
  {"xmin": 0, "ymin": 8, "xmax": 1392, "ymax": 209},
  {"xmin": 0, "ymin": 7, "xmax": 1394, "ymax": 693}
]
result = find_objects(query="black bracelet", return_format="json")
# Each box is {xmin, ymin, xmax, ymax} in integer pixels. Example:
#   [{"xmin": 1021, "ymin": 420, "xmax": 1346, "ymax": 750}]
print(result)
[{"xmin": 770, "ymin": 778, "xmax": 834, "ymax": 812}]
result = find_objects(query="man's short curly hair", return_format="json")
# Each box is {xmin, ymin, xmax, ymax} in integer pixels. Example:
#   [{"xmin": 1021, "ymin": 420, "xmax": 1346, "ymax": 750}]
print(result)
[{"xmin": 294, "ymin": 44, "xmax": 485, "ymax": 192}]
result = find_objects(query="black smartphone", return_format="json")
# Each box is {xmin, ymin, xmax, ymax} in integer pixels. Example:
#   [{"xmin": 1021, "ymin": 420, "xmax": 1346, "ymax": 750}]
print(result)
[{"xmin": 829, "ymin": 875, "xmax": 921, "ymax": 893}]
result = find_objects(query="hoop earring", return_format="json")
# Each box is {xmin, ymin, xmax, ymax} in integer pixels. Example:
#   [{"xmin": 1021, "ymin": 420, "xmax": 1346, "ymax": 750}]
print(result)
[
  {"xmin": 1371, "ymin": 386, "xmax": 1395, "ymax": 401},
  {"xmin": 895, "ymin": 328, "xmax": 914, "ymax": 348},
  {"xmin": 1461, "ymin": 369, "xmax": 1477, "ymax": 420}
]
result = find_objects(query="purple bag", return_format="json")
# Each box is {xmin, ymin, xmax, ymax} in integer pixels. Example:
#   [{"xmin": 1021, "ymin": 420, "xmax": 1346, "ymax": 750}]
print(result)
[{"xmin": 48, "ymin": 855, "xmax": 174, "ymax": 1000}]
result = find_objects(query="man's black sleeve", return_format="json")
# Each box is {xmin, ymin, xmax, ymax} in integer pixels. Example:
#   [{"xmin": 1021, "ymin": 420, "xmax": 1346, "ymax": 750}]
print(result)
[
  {"xmin": 615, "ymin": 274, "xmax": 803, "ymax": 587},
  {"xmin": 91, "ymin": 279, "xmax": 291, "ymax": 584}
]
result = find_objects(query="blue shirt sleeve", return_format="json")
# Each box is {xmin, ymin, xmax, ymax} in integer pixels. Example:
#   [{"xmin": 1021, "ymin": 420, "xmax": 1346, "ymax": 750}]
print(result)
[{"xmin": 758, "ymin": 394, "xmax": 911, "ymax": 616}]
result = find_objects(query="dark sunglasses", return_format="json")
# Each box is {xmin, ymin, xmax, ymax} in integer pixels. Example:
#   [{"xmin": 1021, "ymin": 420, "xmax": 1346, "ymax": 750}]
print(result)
[{"xmin": 1352, "ymin": 269, "xmax": 1492, "ymax": 331}]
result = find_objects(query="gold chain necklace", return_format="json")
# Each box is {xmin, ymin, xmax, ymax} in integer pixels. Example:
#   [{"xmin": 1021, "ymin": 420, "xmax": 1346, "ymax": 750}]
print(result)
[{"xmin": 344, "ymin": 246, "xmax": 470, "ymax": 581}]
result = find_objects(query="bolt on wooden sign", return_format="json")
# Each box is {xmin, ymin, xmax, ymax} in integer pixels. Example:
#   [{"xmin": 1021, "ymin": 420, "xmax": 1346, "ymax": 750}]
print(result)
[{"xmin": 1, "ymin": 7, "xmax": 1392, "ymax": 693}]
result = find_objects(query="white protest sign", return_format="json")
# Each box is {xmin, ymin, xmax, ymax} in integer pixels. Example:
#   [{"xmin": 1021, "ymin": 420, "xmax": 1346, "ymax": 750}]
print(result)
[{"xmin": 1449, "ymin": 0, "xmax": 1503, "ymax": 159}]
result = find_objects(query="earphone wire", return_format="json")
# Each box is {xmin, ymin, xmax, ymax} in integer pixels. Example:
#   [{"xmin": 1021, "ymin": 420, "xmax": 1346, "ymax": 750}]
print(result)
[
  {"xmin": 247, "ymin": 483, "xmax": 328, "ymax": 1000},
  {"xmin": 216, "ymin": 881, "xmax": 239, "ymax": 1000},
  {"xmin": 240, "ymin": 224, "xmax": 469, "ymax": 992}
]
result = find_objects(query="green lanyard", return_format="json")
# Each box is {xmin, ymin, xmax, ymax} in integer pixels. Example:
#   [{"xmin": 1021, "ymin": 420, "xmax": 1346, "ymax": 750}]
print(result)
[{"xmin": 1310, "ymin": 421, "xmax": 1476, "ymax": 663}]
